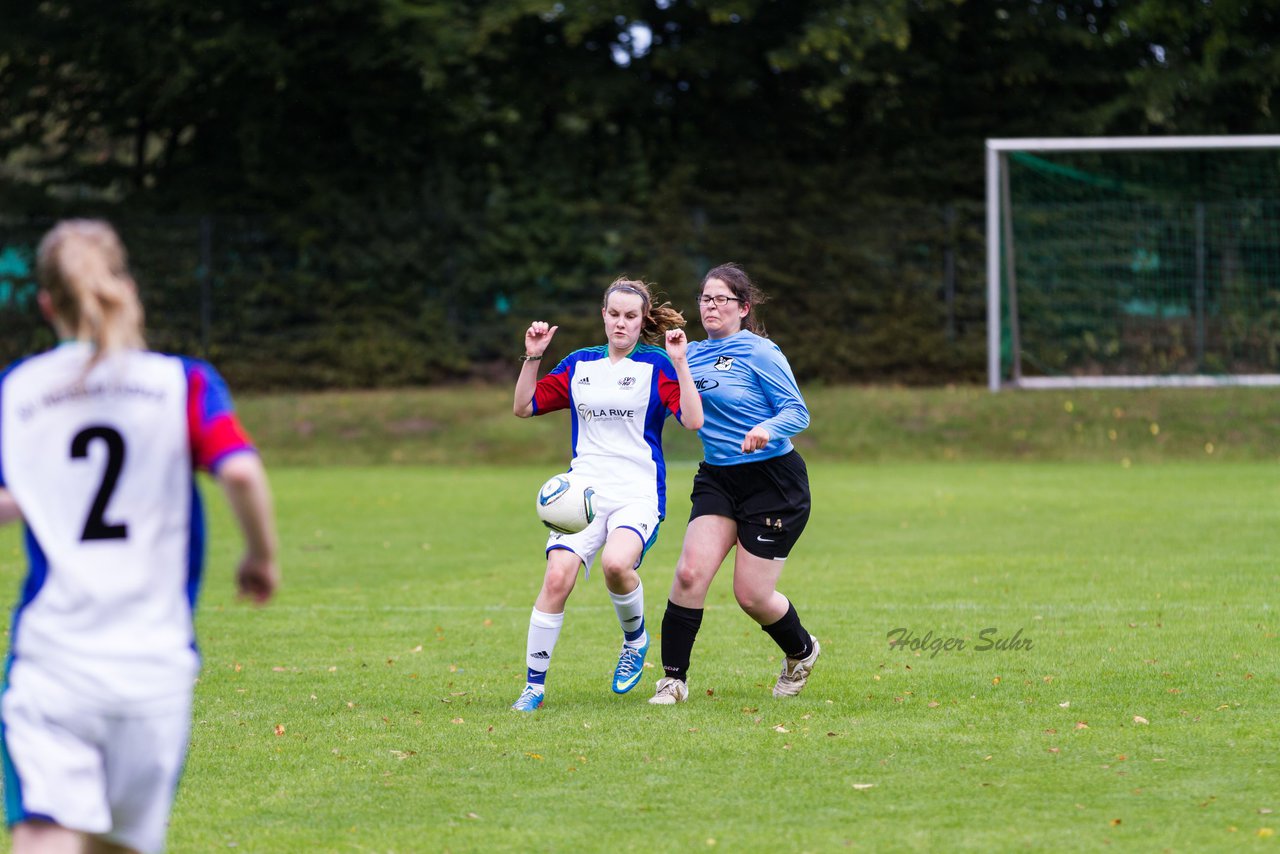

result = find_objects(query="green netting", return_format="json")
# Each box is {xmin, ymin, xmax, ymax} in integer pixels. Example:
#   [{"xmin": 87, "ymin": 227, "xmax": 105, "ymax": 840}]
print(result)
[{"xmin": 1003, "ymin": 147, "xmax": 1280, "ymax": 379}]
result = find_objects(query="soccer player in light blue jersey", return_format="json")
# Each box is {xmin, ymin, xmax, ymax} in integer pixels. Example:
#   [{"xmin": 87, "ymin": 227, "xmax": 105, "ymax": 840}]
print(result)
[
  {"xmin": 650, "ymin": 263, "xmax": 819, "ymax": 705},
  {"xmin": 510, "ymin": 279, "xmax": 703, "ymax": 711}
]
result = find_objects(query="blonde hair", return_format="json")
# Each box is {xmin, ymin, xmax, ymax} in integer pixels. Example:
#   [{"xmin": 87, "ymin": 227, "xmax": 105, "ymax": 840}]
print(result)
[
  {"xmin": 601, "ymin": 277, "xmax": 686, "ymax": 345},
  {"xmin": 36, "ymin": 219, "xmax": 145, "ymax": 365}
]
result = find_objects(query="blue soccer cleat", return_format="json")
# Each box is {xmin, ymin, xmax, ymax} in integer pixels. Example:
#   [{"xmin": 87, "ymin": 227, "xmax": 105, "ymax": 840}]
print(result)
[
  {"xmin": 612, "ymin": 639, "xmax": 649, "ymax": 694},
  {"xmin": 512, "ymin": 686, "xmax": 545, "ymax": 712}
]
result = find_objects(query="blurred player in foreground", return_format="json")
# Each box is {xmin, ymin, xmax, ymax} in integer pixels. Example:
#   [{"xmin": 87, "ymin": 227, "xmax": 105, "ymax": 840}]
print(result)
[{"xmin": 0, "ymin": 219, "xmax": 278, "ymax": 853}]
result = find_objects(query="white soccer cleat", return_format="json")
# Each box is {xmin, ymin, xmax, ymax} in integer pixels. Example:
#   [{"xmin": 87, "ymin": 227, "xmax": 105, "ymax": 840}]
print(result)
[
  {"xmin": 773, "ymin": 635, "xmax": 820, "ymax": 698},
  {"xmin": 648, "ymin": 676, "xmax": 689, "ymax": 705}
]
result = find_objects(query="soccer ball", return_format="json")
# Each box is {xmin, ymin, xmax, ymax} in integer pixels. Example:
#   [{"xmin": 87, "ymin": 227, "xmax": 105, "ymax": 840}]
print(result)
[{"xmin": 535, "ymin": 472, "xmax": 596, "ymax": 534}]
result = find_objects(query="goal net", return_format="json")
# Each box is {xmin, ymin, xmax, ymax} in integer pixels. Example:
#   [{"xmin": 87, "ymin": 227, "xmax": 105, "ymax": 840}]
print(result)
[{"xmin": 986, "ymin": 136, "xmax": 1280, "ymax": 390}]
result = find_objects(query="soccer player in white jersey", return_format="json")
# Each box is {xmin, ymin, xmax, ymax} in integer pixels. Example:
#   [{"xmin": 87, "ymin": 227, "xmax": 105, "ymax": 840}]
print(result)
[
  {"xmin": 0, "ymin": 219, "xmax": 279, "ymax": 854},
  {"xmin": 510, "ymin": 278, "xmax": 703, "ymax": 711}
]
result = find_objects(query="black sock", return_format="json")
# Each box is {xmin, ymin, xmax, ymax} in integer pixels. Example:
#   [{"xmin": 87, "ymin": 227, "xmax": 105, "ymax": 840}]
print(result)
[
  {"xmin": 763, "ymin": 601, "xmax": 812, "ymax": 659},
  {"xmin": 660, "ymin": 600, "xmax": 703, "ymax": 682}
]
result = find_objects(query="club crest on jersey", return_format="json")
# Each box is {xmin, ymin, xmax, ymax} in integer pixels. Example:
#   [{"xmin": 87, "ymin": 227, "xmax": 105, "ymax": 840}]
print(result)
[
  {"xmin": 714, "ymin": 356, "xmax": 734, "ymax": 372},
  {"xmin": 618, "ymin": 376, "xmax": 635, "ymax": 387}
]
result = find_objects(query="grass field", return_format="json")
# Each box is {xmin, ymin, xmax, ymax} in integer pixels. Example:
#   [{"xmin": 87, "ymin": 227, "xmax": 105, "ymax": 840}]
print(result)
[{"xmin": 1, "ymin": 387, "xmax": 1277, "ymax": 851}]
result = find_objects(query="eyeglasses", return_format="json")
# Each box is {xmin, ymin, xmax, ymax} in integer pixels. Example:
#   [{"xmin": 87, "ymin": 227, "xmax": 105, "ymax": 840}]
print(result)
[{"xmin": 696, "ymin": 295, "xmax": 741, "ymax": 307}]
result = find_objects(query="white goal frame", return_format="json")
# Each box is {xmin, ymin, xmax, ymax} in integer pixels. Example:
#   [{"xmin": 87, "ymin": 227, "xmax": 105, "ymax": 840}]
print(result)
[{"xmin": 986, "ymin": 135, "xmax": 1280, "ymax": 391}]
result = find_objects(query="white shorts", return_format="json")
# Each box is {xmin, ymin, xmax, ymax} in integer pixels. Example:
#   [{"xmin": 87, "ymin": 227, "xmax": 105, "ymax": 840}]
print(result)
[
  {"xmin": 545, "ymin": 491, "xmax": 661, "ymax": 576},
  {"xmin": 1, "ymin": 661, "xmax": 192, "ymax": 854}
]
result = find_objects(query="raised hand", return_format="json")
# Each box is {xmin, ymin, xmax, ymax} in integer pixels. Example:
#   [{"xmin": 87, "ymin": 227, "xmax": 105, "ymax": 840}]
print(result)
[
  {"xmin": 665, "ymin": 327, "xmax": 688, "ymax": 361},
  {"xmin": 525, "ymin": 321, "xmax": 559, "ymax": 358}
]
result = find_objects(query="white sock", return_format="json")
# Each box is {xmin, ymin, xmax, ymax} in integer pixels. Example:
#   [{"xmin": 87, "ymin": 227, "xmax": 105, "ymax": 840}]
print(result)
[
  {"xmin": 525, "ymin": 608, "xmax": 564, "ymax": 691},
  {"xmin": 609, "ymin": 580, "xmax": 647, "ymax": 648}
]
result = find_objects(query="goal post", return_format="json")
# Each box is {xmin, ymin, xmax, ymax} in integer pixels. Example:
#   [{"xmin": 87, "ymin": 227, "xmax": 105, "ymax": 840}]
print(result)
[{"xmin": 986, "ymin": 135, "xmax": 1280, "ymax": 391}]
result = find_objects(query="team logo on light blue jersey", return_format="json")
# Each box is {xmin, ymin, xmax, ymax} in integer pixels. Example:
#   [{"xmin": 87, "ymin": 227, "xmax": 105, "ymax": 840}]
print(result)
[{"xmin": 714, "ymin": 356, "xmax": 735, "ymax": 371}]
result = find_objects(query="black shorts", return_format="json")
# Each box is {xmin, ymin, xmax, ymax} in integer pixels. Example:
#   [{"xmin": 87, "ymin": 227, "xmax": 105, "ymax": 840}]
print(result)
[{"xmin": 688, "ymin": 450, "xmax": 811, "ymax": 560}]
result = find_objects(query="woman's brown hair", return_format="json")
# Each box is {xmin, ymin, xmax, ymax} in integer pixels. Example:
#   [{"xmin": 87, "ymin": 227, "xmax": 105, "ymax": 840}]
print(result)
[
  {"xmin": 602, "ymin": 277, "xmax": 686, "ymax": 345},
  {"xmin": 700, "ymin": 262, "xmax": 768, "ymax": 336}
]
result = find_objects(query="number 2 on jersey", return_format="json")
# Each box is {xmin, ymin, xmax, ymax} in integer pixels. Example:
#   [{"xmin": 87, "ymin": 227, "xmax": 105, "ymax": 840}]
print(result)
[{"xmin": 71, "ymin": 425, "xmax": 129, "ymax": 541}]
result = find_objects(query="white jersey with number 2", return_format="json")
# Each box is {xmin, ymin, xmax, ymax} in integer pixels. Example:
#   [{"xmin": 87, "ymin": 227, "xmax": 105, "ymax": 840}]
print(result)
[{"xmin": 0, "ymin": 342, "xmax": 254, "ymax": 709}]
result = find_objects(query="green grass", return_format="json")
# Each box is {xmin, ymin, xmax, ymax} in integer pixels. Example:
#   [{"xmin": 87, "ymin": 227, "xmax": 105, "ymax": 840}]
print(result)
[
  {"xmin": 1, "ymin": 386, "xmax": 1278, "ymax": 851},
  {"xmin": 3, "ymin": 460, "xmax": 1274, "ymax": 851},
  {"xmin": 235, "ymin": 384, "xmax": 1280, "ymax": 466}
]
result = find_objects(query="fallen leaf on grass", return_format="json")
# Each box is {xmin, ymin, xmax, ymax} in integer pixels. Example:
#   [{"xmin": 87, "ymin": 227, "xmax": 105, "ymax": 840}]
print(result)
[
  {"xmin": 1059, "ymin": 701, "xmax": 1070, "ymax": 708},
  {"xmin": 390, "ymin": 750, "xmax": 417, "ymax": 760},
  {"xmin": 773, "ymin": 725, "xmax": 789, "ymax": 733},
  {"xmin": 1075, "ymin": 722, "xmax": 1089, "ymax": 730},
  {"xmin": 450, "ymin": 718, "xmax": 464, "ymax": 724},
  {"xmin": 525, "ymin": 753, "xmax": 543, "ymax": 760},
  {"xmin": 1047, "ymin": 747, "xmax": 1060, "ymax": 754},
  {"xmin": 466, "ymin": 812, "xmax": 479, "ymax": 820},
  {"xmin": 1259, "ymin": 829, "xmax": 1275, "ymax": 838},
  {"xmin": 1109, "ymin": 819, "xmax": 1122, "ymax": 827},
  {"xmin": 851, "ymin": 783, "xmax": 875, "ymax": 790},
  {"xmin": 273, "ymin": 725, "xmax": 285, "ymax": 736},
  {"xmin": 1133, "ymin": 715, "xmax": 1149, "ymax": 725}
]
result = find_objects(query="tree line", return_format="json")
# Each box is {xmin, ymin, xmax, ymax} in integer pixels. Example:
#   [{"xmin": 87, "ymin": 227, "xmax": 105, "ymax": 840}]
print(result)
[{"xmin": 2, "ymin": 1, "xmax": 1277, "ymax": 387}]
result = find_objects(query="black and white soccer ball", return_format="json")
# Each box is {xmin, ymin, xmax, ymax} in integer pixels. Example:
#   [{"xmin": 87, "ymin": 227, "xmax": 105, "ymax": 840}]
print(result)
[{"xmin": 535, "ymin": 472, "xmax": 597, "ymax": 534}]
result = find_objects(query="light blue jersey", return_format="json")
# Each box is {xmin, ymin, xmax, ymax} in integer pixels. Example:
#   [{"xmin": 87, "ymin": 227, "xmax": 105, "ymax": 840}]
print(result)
[{"xmin": 686, "ymin": 330, "xmax": 810, "ymax": 466}]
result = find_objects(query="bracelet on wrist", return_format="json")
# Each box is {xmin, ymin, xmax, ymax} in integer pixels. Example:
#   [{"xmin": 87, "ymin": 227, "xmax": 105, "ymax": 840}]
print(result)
[{"xmin": 520, "ymin": 353, "xmax": 543, "ymax": 362}]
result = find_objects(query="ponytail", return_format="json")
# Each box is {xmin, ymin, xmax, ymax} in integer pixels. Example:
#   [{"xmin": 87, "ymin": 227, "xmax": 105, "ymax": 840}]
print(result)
[
  {"xmin": 36, "ymin": 220, "xmax": 145, "ymax": 366},
  {"xmin": 602, "ymin": 277, "xmax": 686, "ymax": 345}
]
